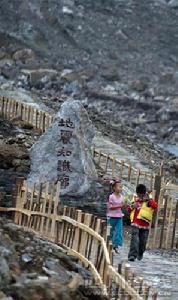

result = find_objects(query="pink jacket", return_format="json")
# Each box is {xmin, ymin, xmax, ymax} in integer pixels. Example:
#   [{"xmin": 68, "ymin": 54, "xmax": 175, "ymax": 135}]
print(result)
[{"xmin": 107, "ymin": 193, "xmax": 124, "ymax": 218}]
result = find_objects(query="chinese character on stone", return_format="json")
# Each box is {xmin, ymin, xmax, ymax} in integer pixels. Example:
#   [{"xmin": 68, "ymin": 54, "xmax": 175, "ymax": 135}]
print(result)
[
  {"xmin": 58, "ymin": 118, "xmax": 65, "ymax": 127},
  {"xmin": 57, "ymin": 175, "xmax": 70, "ymax": 189},
  {"xmin": 57, "ymin": 147, "xmax": 72, "ymax": 157},
  {"xmin": 57, "ymin": 160, "xmax": 72, "ymax": 172},
  {"xmin": 65, "ymin": 118, "xmax": 75, "ymax": 129},
  {"xmin": 59, "ymin": 130, "xmax": 73, "ymax": 144}
]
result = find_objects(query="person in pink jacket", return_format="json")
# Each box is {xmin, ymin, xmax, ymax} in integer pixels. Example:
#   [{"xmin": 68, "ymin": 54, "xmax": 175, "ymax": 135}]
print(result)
[{"xmin": 107, "ymin": 179, "xmax": 124, "ymax": 254}]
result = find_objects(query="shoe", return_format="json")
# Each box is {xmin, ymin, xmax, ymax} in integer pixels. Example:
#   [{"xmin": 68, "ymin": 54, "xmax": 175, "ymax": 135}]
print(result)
[
  {"xmin": 137, "ymin": 254, "xmax": 143, "ymax": 261},
  {"xmin": 113, "ymin": 247, "xmax": 120, "ymax": 254},
  {"xmin": 128, "ymin": 256, "xmax": 135, "ymax": 262}
]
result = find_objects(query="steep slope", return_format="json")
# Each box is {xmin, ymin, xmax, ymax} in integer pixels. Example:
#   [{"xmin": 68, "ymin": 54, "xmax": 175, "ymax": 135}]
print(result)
[{"xmin": 0, "ymin": 0, "xmax": 178, "ymax": 93}]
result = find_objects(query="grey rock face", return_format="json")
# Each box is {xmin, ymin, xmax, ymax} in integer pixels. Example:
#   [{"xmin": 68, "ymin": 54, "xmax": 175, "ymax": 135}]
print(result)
[
  {"xmin": 0, "ymin": 257, "xmax": 11, "ymax": 285},
  {"xmin": 168, "ymin": 0, "xmax": 178, "ymax": 8},
  {"xmin": 28, "ymin": 100, "xmax": 97, "ymax": 196}
]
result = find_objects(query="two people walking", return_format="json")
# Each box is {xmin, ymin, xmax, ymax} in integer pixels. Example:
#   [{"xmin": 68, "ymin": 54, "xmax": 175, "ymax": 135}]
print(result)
[{"xmin": 107, "ymin": 179, "xmax": 158, "ymax": 260}]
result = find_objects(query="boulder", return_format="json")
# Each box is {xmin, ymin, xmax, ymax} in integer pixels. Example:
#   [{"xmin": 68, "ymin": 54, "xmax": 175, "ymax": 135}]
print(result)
[
  {"xmin": 21, "ymin": 69, "xmax": 58, "ymax": 87},
  {"xmin": 28, "ymin": 100, "xmax": 97, "ymax": 196},
  {"xmin": 12, "ymin": 49, "xmax": 35, "ymax": 62}
]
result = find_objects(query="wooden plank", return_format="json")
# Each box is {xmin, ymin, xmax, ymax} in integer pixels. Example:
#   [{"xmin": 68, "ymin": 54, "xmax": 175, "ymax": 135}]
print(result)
[
  {"xmin": 59, "ymin": 206, "xmax": 67, "ymax": 244},
  {"xmin": 104, "ymin": 154, "xmax": 110, "ymax": 173},
  {"xmin": 128, "ymin": 164, "xmax": 132, "ymax": 182},
  {"xmin": 40, "ymin": 183, "xmax": 49, "ymax": 234},
  {"xmin": 120, "ymin": 160, "xmax": 124, "ymax": 179},
  {"xmin": 45, "ymin": 187, "xmax": 53, "ymax": 236},
  {"xmin": 171, "ymin": 200, "xmax": 178, "ymax": 249},
  {"xmin": 159, "ymin": 195, "xmax": 168, "ymax": 248},
  {"xmin": 50, "ymin": 182, "xmax": 60, "ymax": 241},
  {"xmin": 98, "ymin": 150, "xmax": 102, "ymax": 166},
  {"xmin": 108, "ymin": 265, "xmax": 143, "ymax": 300},
  {"xmin": 72, "ymin": 209, "xmax": 82, "ymax": 251},
  {"xmin": 135, "ymin": 169, "xmax": 141, "ymax": 187},
  {"xmin": 112, "ymin": 156, "xmax": 116, "ymax": 177},
  {"xmin": 18, "ymin": 182, "xmax": 28, "ymax": 226},
  {"xmin": 27, "ymin": 184, "xmax": 35, "ymax": 227},
  {"xmin": 165, "ymin": 197, "xmax": 174, "ymax": 249},
  {"xmin": 42, "ymin": 112, "xmax": 46, "ymax": 132},
  {"xmin": 84, "ymin": 213, "xmax": 92, "ymax": 259}
]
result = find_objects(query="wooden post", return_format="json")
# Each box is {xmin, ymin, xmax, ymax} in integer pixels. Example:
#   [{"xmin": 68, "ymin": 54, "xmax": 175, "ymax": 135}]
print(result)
[
  {"xmin": 165, "ymin": 197, "xmax": 173, "ymax": 249},
  {"xmin": 87, "ymin": 215, "xmax": 97, "ymax": 261},
  {"xmin": 35, "ymin": 109, "xmax": 39, "ymax": 130},
  {"xmin": 118, "ymin": 263, "xmax": 125, "ymax": 299},
  {"xmin": 45, "ymin": 114, "xmax": 50, "ymax": 130},
  {"xmin": 4, "ymin": 98, "xmax": 8, "ymax": 118},
  {"xmin": 152, "ymin": 289, "xmax": 158, "ymax": 300},
  {"xmin": 125, "ymin": 263, "xmax": 130, "ymax": 299},
  {"xmin": 104, "ymin": 154, "xmax": 110, "ymax": 174},
  {"xmin": 14, "ymin": 184, "xmax": 24, "ymax": 224},
  {"xmin": 11, "ymin": 177, "xmax": 24, "ymax": 221},
  {"xmin": 27, "ymin": 184, "xmax": 35, "ymax": 227},
  {"xmin": 50, "ymin": 182, "xmax": 60, "ymax": 242},
  {"xmin": 11, "ymin": 99, "xmax": 15, "ymax": 118},
  {"xmin": 128, "ymin": 164, "xmax": 132, "ymax": 182},
  {"xmin": 171, "ymin": 200, "xmax": 178, "ymax": 249},
  {"xmin": 152, "ymin": 174, "xmax": 162, "ymax": 227},
  {"xmin": 45, "ymin": 186, "xmax": 53, "ymax": 237},
  {"xmin": 135, "ymin": 169, "xmax": 141, "ymax": 187},
  {"xmin": 143, "ymin": 284, "xmax": 151, "ymax": 300},
  {"xmin": 120, "ymin": 160, "xmax": 124, "ymax": 179},
  {"xmin": 73, "ymin": 210, "xmax": 82, "ymax": 251},
  {"xmin": 42, "ymin": 112, "xmax": 46, "ymax": 133},
  {"xmin": 159, "ymin": 195, "xmax": 168, "ymax": 248},
  {"xmin": 153, "ymin": 175, "xmax": 162, "ymax": 203},
  {"xmin": 40, "ymin": 183, "xmax": 49, "ymax": 233},
  {"xmin": 98, "ymin": 150, "xmax": 102, "ymax": 167},
  {"xmin": 112, "ymin": 156, "xmax": 116, "ymax": 177},
  {"xmin": 1, "ymin": 97, "xmax": 4, "ymax": 117},
  {"xmin": 59, "ymin": 206, "xmax": 68, "ymax": 244},
  {"xmin": 138, "ymin": 277, "xmax": 144, "ymax": 296},
  {"xmin": 27, "ymin": 106, "xmax": 31, "ymax": 124},
  {"xmin": 18, "ymin": 181, "xmax": 28, "ymax": 226},
  {"xmin": 7, "ymin": 99, "xmax": 12, "ymax": 119},
  {"xmin": 31, "ymin": 107, "xmax": 35, "ymax": 127}
]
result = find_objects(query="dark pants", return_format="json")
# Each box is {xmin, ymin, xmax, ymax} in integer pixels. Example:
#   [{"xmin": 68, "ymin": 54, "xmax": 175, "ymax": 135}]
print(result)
[{"xmin": 128, "ymin": 226, "xmax": 149, "ymax": 259}]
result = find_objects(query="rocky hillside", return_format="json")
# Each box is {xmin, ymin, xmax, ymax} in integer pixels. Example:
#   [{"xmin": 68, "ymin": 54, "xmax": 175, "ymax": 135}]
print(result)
[
  {"xmin": 0, "ymin": 0, "xmax": 178, "ymax": 94},
  {"xmin": 0, "ymin": 0, "xmax": 178, "ymax": 181},
  {"xmin": 0, "ymin": 217, "xmax": 106, "ymax": 300}
]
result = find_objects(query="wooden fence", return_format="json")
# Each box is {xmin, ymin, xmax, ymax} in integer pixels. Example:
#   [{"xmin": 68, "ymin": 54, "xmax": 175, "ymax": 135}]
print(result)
[
  {"xmin": 0, "ymin": 178, "xmax": 157, "ymax": 300},
  {"xmin": 0, "ymin": 96, "xmax": 177, "ymax": 250},
  {"xmin": 93, "ymin": 149, "xmax": 157, "ymax": 192},
  {"xmin": 0, "ymin": 95, "xmax": 158, "ymax": 190},
  {"xmin": 0, "ymin": 96, "xmax": 53, "ymax": 133},
  {"xmin": 92, "ymin": 148, "xmax": 178, "ymax": 250},
  {"xmin": 148, "ymin": 183, "xmax": 178, "ymax": 249}
]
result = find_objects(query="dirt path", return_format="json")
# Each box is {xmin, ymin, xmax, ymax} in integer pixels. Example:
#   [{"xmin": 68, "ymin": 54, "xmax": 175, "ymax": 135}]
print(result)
[
  {"xmin": 93, "ymin": 132, "xmax": 178, "ymax": 298},
  {"xmin": 113, "ymin": 239, "xmax": 178, "ymax": 300}
]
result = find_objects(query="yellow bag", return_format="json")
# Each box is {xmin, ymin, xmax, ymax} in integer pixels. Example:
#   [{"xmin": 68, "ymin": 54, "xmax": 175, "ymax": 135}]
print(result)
[{"xmin": 138, "ymin": 202, "xmax": 154, "ymax": 223}]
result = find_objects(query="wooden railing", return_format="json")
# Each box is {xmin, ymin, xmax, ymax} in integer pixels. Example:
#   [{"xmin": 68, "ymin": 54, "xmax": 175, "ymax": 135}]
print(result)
[
  {"xmin": 92, "ymin": 150, "xmax": 178, "ymax": 249},
  {"xmin": 93, "ymin": 149, "xmax": 156, "ymax": 191},
  {"xmin": 0, "ymin": 96, "xmax": 53, "ymax": 133},
  {"xmin": 0, "ymin": 179, "xmax": 157, "ymax": 300},
  {"xmin": 1, "ymin": 96, "xmax": 177, "ymax": 251},
  {"xmin": 148, "ymin": 183, "xmax": 178, "ymax": 250}
]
